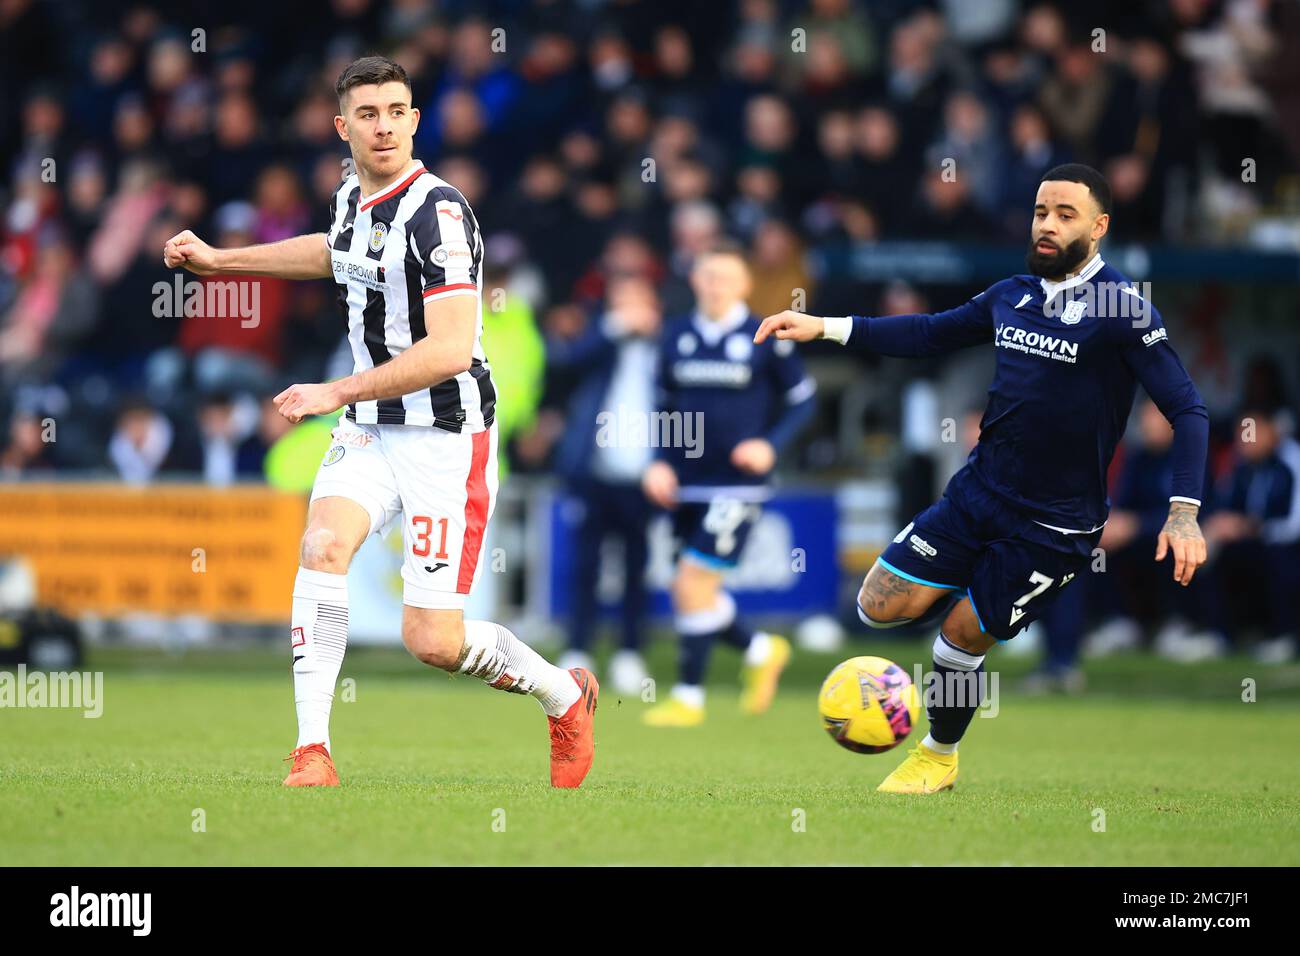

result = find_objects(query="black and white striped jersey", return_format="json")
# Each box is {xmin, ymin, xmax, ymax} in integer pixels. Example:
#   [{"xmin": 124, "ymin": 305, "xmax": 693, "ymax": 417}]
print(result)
[{"xmin": 326, "ymin": 160, "xmax": 496, "ymax": 432}]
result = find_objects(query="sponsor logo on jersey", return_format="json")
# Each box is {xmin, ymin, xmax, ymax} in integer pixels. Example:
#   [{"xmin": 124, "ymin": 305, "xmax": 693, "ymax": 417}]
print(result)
[
  {"xmin": 369, "ymin": 221, "xmax": 388, "ymax": 252},
  {"xmin": 332, "ymin": 255, "xmax": 386, "ymax": 291},
  {"xmin": 677, "ymin": 332, "xmax": 697, "ymax": 355},
  {"xmin": 994, "ymin": 323, "xmax": 1080, "ymax": 364},
  {"xmin": 323, "ymin": 445, "xmax": 345, "ymax": 466},
  {"xmin": 431, "ymin": 242, "xmax": 472, "ymax": 267},
  {"xmin": 672, "ymin": 359, "xmax": 752, "ymax": 387},
  {"xmin": 1142, "ymin": 327, "xmax": 1168, "ymax": 347},
  {"xmin": 909, "ymin": 534, "xmax": 937, "ymax": 558}
]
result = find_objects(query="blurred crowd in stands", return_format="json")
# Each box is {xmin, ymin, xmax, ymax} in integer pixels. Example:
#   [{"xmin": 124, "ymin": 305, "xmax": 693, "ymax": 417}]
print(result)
[{"xmin": 1, "ymin": 0, "xmax": 1298, "ymax": 661}]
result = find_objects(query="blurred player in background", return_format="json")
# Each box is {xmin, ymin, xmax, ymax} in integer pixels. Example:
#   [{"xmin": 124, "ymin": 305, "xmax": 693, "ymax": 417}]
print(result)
[
  {"xmin": 163, "ymin": 56, "xmax": 598, "ymax": 789},
  {"xmin": 641, "ymin": 242, "xmax": 816, "ymax": 726},
  {"xmin": 756, "ymin": 164, "xmax": 1209, "ymax": 792},
  {"xmin": 549, "ymin": 273, "xmax": 661, "ymax": 694},
  {"xmin": 1196, "ymin": 404, "xmax": 1300, "ymax": 664}
]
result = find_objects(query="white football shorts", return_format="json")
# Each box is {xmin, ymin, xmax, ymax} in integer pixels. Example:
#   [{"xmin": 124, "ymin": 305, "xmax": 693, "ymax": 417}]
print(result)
[{"xmin": 309, "ymin": 417, "xmax": 499, "ymax": 609}]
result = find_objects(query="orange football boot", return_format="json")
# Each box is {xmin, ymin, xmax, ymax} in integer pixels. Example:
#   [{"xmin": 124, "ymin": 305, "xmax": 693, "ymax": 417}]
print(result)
[
  {"xmin": 548, "ymin": 668, "xmax": 599, "ymax": 788},
  {"xmin": 282, "ymin": 742, "xmax": 340, "ymax": 787}
]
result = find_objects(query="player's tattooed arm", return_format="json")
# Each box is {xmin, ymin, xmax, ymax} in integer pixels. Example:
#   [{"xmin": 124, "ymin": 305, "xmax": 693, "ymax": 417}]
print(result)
[
  {"xmin": 1155, "ymin": 500, "xmax": 1208, "ymax": 586},
  {"xmin": 858, "ymin": 564, "xmax": 928, "ymax": 625}
]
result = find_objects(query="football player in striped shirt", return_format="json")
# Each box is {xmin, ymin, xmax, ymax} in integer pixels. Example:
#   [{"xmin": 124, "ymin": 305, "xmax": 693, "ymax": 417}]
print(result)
[{"xmin": 163, "ymin": 56, "xmax": 598, "ymax": 788}]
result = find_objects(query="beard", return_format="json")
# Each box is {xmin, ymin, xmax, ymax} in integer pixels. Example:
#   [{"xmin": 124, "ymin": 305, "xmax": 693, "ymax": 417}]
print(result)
[{"xmin": 1025, "ymin": 234, "xmax": 1091, "ymax": 279}]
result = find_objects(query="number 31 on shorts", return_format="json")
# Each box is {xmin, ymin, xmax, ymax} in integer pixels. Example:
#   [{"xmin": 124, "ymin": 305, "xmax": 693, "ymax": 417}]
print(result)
[{"xmin": 411, "ymin": 515, "xmax": 450, "ymax": 559}]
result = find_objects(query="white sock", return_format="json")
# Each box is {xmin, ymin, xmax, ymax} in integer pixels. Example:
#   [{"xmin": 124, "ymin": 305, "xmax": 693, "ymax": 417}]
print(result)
[
  {"xmin": 457, "ymin": 620, "xmax": 581, "ymax": 717},
  {"xmin": 743, "ymin": 631, "xmax": 773, "ymax": 667},
  {"xmin": 922, "ymin": 734, "xmax": 957, "ymax": 755},
  {"xmin": 933, "ymin": 632, "xmax": 985, "ymax": 671},
  {"xmin": 291, "ymin": 567, "xmax": 349, "ymax": 751},
  {"xmin": 670, "ymin": 683, "xmax": 705, "ymax": 708}
]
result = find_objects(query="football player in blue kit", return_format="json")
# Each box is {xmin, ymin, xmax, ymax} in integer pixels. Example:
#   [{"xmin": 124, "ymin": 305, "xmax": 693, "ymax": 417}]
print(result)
[
  {"xmin": 641, "ymin": 242, "xmax": 817, "ymax": 726},
  {"xmin": 755, "ymin": 165, "xmax": 1209, "ymax": 791}
]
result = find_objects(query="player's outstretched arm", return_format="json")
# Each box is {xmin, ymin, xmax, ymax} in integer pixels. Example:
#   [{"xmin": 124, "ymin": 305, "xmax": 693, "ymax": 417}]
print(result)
[
  {"xmin": 274, "ymin": 295, "xmax": 477, "ymax": 423},
  {"xmin": 756, "ymin": 294, "xmax": 997, "ymax": 356},
  {"xmin": 1155, "ymin": 500, "xmax": 1208, "ymax": 586},
  {"xmin": 753, "ymin": 310, "xmax": 825, "ymax": 344},
  {"xmin": 162, "ymin": 230, "xmax": 332, "ymax": 280}
]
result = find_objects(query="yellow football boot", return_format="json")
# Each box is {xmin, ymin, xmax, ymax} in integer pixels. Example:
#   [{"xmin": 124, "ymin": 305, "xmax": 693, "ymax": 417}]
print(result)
[
  {"xmin": 876, "ymin": 742, "xmax": 958, "ymax": 794},
  {"xmin": 642, "ymin": 696, "xmax": 706, "ymax": 727},
  {"xmin": 740, "ymin": 634, "xmax": 791, "ymax": 715}
]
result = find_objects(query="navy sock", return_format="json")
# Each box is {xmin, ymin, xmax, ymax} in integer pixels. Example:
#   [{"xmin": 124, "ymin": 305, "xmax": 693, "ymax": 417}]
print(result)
[
  {"xmin": 926, "ymin": 660, "xmax": 986, "ymax": 745},
  {"xmin": 678, "ymin": 633, "xmax": 712, "ymax": 686},
  {"xmin": 675, "ymin": 594, "xmax": 744, "ymax": 685},
  {"xmin": 716, "ymin": 617, "xmax": 754, "ymax": 651},
  {"xmin": 925, "ymin": 633, "xmax": 987, "ymax": 745}
]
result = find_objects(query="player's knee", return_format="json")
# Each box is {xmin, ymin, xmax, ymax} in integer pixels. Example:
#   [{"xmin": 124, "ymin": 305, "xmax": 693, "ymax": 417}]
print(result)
[
  {"xmin": 855, "ymin": 578, "xmax": 915, "ymax": 629},
  {"xmin": 672, "ymin": 566, "xmax": 717, "ymax": 613},
  {"xmin": 941, "ymin": 600, "xmax": 995, "ymax": 653},
  {"xmin": 411, "ymin": 641, "xmax": 459, "ymax": 670},
  {"xmin": 300, "ymin": 525, "xmax": 350, "ymax": 573},
  {"xmin": 856, "ymin": 598, "xmax": 913, "ymax": 629},
  {"xmin": 403, "ymin": 616, "xmax": 464, "ymax": 670}
]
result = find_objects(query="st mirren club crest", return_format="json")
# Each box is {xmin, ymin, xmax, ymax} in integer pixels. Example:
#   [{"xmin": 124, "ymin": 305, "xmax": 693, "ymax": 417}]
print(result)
[{"xmin": 369, "ymin": 221, "xmax": 388, "ymax": 253}]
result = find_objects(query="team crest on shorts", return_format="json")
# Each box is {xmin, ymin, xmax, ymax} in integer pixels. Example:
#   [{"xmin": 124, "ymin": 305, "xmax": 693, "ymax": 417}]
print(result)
[
  {"xmin": 323, "ymin": 445, "xmax": 345, "ymax": 466},
  {"xmin": 369, "ymin": 221, "xmax": 388, "ymax": 253}
]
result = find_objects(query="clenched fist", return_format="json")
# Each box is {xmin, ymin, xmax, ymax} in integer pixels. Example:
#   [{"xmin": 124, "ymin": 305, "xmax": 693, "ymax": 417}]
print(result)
[
  {"xmin": 163, "ymin": 230, "xmax": 223, "ymax": 275},
  {"xmin": 753, "ymin": 310, "xmax": 824, "ymax": 344}
]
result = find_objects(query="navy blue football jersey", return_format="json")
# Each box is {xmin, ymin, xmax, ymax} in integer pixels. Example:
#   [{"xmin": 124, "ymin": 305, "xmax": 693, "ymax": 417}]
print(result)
[
  {"xmin": 845, "ymin": 254, "xmax": 1209, "ymax": 531},
  {"xmin": 655, "ymin": 307, "xmax": 816, "ymax": 497}
]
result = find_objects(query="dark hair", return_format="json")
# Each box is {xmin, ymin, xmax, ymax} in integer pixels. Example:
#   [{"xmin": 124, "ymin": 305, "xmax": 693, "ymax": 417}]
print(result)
[
  {"xmin": 1040, "ymin": 163, "xmax": 1111, "ymax": 215},
  {"xmin": 702, "ymin": 237, "xmax": 748, "ymax": 262},
  {"xmin": 335, "ymin": 56, "xmax": 411, "ymax": 105}
]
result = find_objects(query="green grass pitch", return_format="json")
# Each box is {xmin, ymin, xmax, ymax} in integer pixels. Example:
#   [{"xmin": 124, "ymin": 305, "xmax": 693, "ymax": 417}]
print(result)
[{"xmin": 2, "ymin": 639, "xmax": 1298, "ymax": 866}]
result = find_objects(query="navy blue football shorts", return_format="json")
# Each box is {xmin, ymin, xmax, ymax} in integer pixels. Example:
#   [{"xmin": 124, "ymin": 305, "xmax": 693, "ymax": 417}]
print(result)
[
  {"xmin": 672, "ymin": 496, "xmax": 762, "ymax": 570},
  {"xmin": 876, "ymin": 466, "xmax": 1101, "ymax": 641}
]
